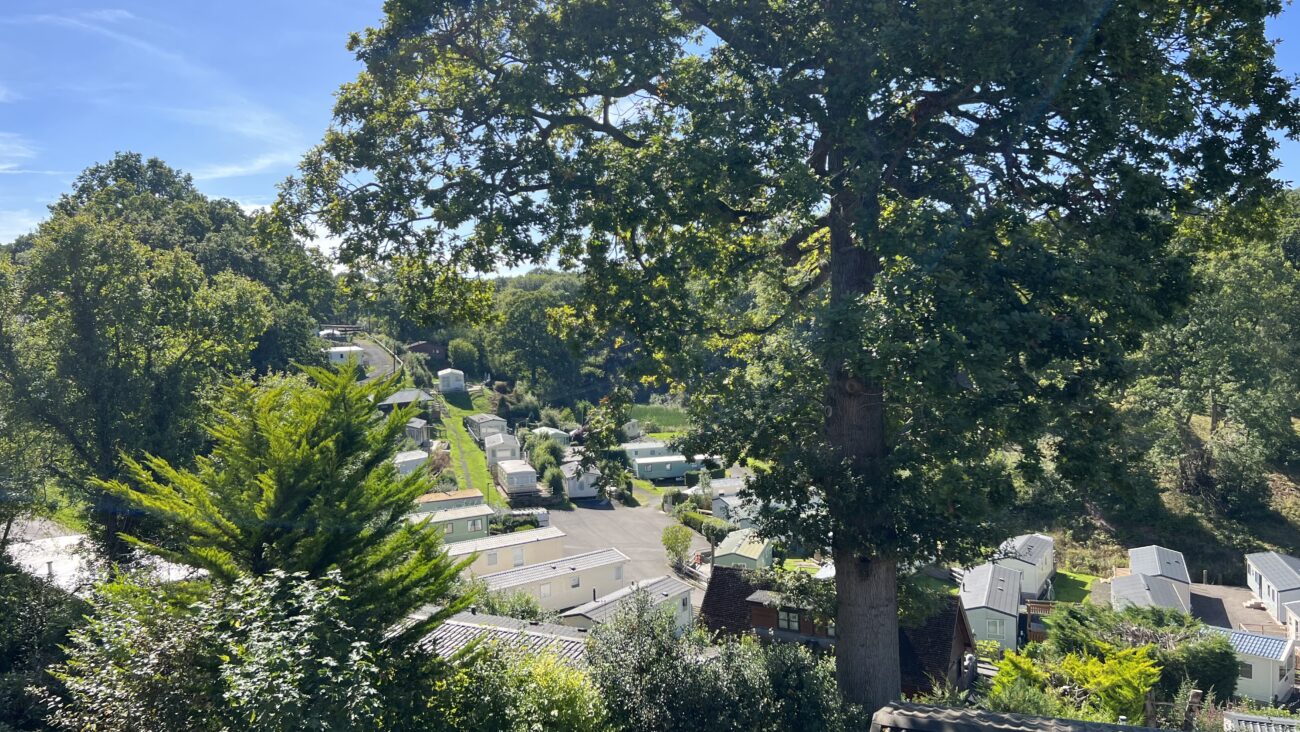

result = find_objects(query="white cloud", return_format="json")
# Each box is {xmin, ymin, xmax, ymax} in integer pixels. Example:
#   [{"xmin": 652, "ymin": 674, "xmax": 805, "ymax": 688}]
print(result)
[
  {"xmin": 0, "ymin": 209, "xmax": 43, "ymax": 244},
  {"xmin": 0, "ymin": 132, "xmax": 36, "ymax": 164},
  {"xmin": 0, "ymin": 84, "xmax": 17, "ymax": 103},
  {"xmin": 190, "ymin": 150, "xmax": 301, "ymax": 181},
  {"xmin": 80, "ymin": 9, "xmax": 136, "ymax": 23}
]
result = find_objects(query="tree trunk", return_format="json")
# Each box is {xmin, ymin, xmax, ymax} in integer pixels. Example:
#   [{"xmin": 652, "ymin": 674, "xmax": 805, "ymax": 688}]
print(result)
[{"xmin": 822, "ymin": 144, "xmax": 899, "ymax": 711}]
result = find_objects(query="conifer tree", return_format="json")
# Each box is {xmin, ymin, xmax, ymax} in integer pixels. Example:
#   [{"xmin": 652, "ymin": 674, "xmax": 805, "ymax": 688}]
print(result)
[{"xmin": 96, "ymin": 363, "xmax": 471, "ymax": 647}]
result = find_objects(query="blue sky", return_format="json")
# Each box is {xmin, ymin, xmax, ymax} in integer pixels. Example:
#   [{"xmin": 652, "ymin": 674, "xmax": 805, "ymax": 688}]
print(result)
[{"xmin": 2, "ymin": 2, "xmax": 1300, "ymax": 246}]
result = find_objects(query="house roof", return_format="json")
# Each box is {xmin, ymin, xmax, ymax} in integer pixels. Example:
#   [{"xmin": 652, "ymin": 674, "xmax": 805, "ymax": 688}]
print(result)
[
  {"xmin": 716, "ymin": 528, "xmax": 770, "ymax": 560},
  {"xmin": 327, "ymin": 345, "xmax": 365, "ymax": 353},
  {"xmin": 1222, "ymin": 710, "xmax": 1300, "ymax": 732},
  {"xmin": 437, "ymin": 368, "xmax": 463, "ymax": 377},
  {"xmin": 1207, "ymin": 626, "xmax": 1293, "ymax": 662},
  {"xmin": 466, "ymin": 413, "xmax": 505, "ymax": 425},
  {"xmin": 485, "ymin": 433, "xmax": 519, "ymax": 449},
  {"xmin": 700, "ymin": 566, "xmax": 759, "ymax": 635},
  {"xmin": 1128, "ymin": 545, "xmax": 1190, "ymax": 584},
  {"xmin": 702, "ymin": 569, "xmax": 972, "ymax": 695},
  {"xmin": 420, "ymin": 610, "xmax": 588, "ymax": 665},
  {"xmin": 495, "ymin": 459, "xmax": 535, "ymax": 476},
  {"xmin": 414, "ymin": 488, "xmax": 483, "ymax": 506},
  {"xmin": 1246, "ymin": 551, "xmax": 1300, "ymax": 592},
  {"xmin": 710, "ymin": 477, "xmax": 745, "ymax": 493},
  {"xmin": 899, "ymin": 595, "xmax": 974, "ymax": 693},
  {"xmin": 1110, "ymin": 573, "xmax": 1188, "ymax": 613},
  {"xmin": 633, "ymin": 454, "xmax": 691, "ymax": 466},
  {"xmin": 1284, "ymin": 600, "xmax": 1300, "ymax": 621},
  {"xmin": 394, "ymin": 449, "xmax": 429, "ymax": 464},
  {"xmin": 533, "ymin": 426, "xmax": 569, "ymax": 437},
  {"xmin": 620, "ymin": 440, "xmax": 665, "ymax": 450},
  {"xmin": 870, "ymin": 702, "xmax": 1167, "ymax": 732},
  {"xmin": 959, "ymin": 563, "xmax": 1021, "ymax": 616},
  {"xmin": 380, "ymin": 388, "xmax": 434, "ymax": 406},
  {"xmin": 413, "ymin": 504, "xmax": 495, "ymax": 524},
  {"xmin": 560, "ymin": 461, "xmax": 598, "ymax": 478},
  {"xmin": 998, "ymin": 533, "xmax": 1054, "ymax": 566},
  {"xmin": 445, "ymin": 526, "xmax": 566, "ymax": 558},
  {"xmin": 406, "ymin": 417, "xmax": 428, "ymax": 429},
  {"xmin": 560, "ymin": 575, "xmax": 691, "ymax": 625},
  {"xmin": 480, "ymin": 548, "xmax": 629, "ymax": 592}
]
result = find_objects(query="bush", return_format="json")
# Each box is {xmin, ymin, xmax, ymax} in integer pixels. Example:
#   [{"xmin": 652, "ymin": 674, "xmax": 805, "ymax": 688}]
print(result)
[
  {"xmin": 543, "ymin": 466, "xmax": 565, "ymax": 497},
  {"xmin": 476, "ymin": 587, "xmax": 557, "ymax": 623},
  {"xmin": 447, "ymin": 338, "xmax": 480, "ymax": 375},
  {"xmin": 679, "ymin": 511, "xmax": 710, "ymax": 533},
  {"xmin": 0, "ymin": 570, "xmax": 87, "ymax": 731},
  {"xmin": 662, "ymin": 525, "xmax": 693, "ymax": 565},
  {"xmin": 436, "ymin": 644, "xmax": 607, "ymax": 732}
]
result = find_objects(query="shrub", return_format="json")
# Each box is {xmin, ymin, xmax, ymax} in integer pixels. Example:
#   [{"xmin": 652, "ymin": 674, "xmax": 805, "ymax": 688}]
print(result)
[
  {"xmin": 436, "ymin": 644, "xmax": 607, "ymax": 732},
  {"xmin": 447, "ymin": 338, "xmax": 479, "ymax": 374},
  {"xmin": 543, "ymin": 466, "xmax": 565, "ymax": 497},
  {"xmin": 662, "ymin": 525, "xmax": 693, "ymax": 565}
]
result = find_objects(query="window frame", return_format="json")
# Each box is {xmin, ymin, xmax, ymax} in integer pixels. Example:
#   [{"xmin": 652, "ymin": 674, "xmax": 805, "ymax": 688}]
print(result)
[{"xmin": 778, "ymin": 608, "xmax": 800, "ymax": 632}]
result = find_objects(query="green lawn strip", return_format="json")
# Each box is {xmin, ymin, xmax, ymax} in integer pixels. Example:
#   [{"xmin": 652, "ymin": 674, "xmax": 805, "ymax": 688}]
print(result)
[
  {"xmin": 781, "ymin": 558, "xmax": 820, "ymax": 574},
  {"xmin": 646, "ymin": 431, "xmax": 684, "ymax": 442},
  {"xmin": 629, "ymin": 404, "xmax": 690, "ymax": 430},
  {"xmin": 911, "ymin": 573, "xmax": 960, "ymax": 596},
  {"xmin": 1054, "ymin": 569, "xmax": 1100, "ymax": 603},
  {"xmin": 631, "ymin": 477, "xmax": 664, "ymax": 498},
  {"xmin": 438, "ymin": 391, "xmax": 506, "ymax": 508}
]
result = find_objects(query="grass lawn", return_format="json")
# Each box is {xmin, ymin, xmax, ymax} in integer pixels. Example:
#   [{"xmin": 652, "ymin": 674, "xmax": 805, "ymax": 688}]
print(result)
[
  {"xmin": 782, "ymin": 558, "xmax": 821, "ymax": 574},
  {"xmin": 646, "ymin": 431, "xmax": 684, "ymax": 442},
  {"xmin": 912, "ymin": 573, "xmax": 960, "ymax": 596},
  {"xmin": 1054, "ymin": 570, "xmax": 1100, "ymax": 603},
  {"xmin": 629, "ymin": 404, "xmax": 690, "ymax": 430},
  {"xmin": 439, "ymin": 390, "xmax": 506, "ymax": 508}
]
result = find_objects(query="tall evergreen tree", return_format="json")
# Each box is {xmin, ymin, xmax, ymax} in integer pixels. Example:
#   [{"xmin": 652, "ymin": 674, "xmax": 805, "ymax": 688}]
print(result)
[{"xmin": 96, "ymin": 364, "xmax": 471, "ymax": 647}]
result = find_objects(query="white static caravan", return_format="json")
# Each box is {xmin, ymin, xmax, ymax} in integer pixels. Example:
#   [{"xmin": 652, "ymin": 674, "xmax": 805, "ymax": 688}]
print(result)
[
  {"xmin": 1209, "ymin": 627, "xmax": 1295, "ymax": 704},
  {"xmin": 484, "ymin": 433, "xmax": 521, "ymax": 467},
  {"xmin": 393, "ymin": 449, "xmax": 429, "ymax": 476},
  {"xmin": 465, "ymin": 413, "xmax": 508, "ymax": 443},
  {"xmin": 994, "ymin": 533, "xmax": 1055, "ymax": 600},
  {"xmin": 437, "ymin": 367, "xmax": 466, "ymax": 393},
  {"xmin": 532, "ymin": 426, "xmax": 572, "ymax": 447},
  {"xmin": 325, "ymin": 345, "xmax": 366, "ymax": 365},
  {"xmin": 560, "ymin": 575, "xmax": 694, "ymax": 633},
  {"xmin": 481, "ymin": 548, "xmax": 630, "ymax": 612},
  {"xmin": 1129, "ymin": 545, "xmax": 1191, "ymax": 612},
  {"xmin": 1246, "ymin": 551, "xmax": 1300, "ymax": 624},
  {"xmin": 560, "ymin": 461, "xmax": 601, "ymax": 499},
  {"xmin": 445, "ymin": 526, "xmax": 567, "ymax": 576},
  {"xmin": 494, "ymin": 459, "xmax": 539, "ymax": 496}
]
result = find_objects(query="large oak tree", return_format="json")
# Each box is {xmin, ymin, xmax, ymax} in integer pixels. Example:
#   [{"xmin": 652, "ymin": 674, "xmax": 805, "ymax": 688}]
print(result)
[{"xmin": 284, "ymin": 0, "xmax": 1298, "ymax": 709}]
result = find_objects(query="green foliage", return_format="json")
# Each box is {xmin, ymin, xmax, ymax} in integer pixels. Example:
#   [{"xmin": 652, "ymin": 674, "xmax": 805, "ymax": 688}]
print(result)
[
  {"xmin": 0, "ymin": 570, "xmax": 86, "ymax": 731},
  {"xmin": 1057, "ymin": 647, "xmax": 1161, "ymax": 723},
  {"xmin": 433, "ymin": 644, "xmax": 606, "ymax": 732},
  {"xmin": 289, "ymin": 0, "xmax": 1300, "ymax": 708},
  {"xmin": 42, "ymin": 571, "xmax": 409, "ymax": 732},
  {"xmin": 699, "ymin": 517, "xmax": 736, "ymax": 549},
  {"xmin": 661, "ymin": 524, "xmax": 692, "ymax": 565},
  {"xmin": 1043, "ymin": 603, "xmax": 1237, "ymax": 699},
  {"xmin": 96, "ymin": 364, "xmax": 471, "ymax": 648},
  {"xmin": 474, "ymin": 586, "xmax": 557, "ymax": 623},
  {"xmin": 586, "ymin": 592, "xmax": 849, "ymax": 731},
  {"xmin": 989, "ymin": 647, "xmax": 1160, "ymax": 723},
  {"xmin": 447, "ymin": 338, "xmax": 480, "ymax": 375}
]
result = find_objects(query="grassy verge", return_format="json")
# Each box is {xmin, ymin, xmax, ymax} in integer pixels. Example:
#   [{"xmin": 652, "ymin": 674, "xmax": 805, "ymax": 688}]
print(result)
[
  {"xmin": 630, "ymin": 404, "xmax": 690, "ymax": 430},
  {"xmin": 439, "ymin": 391, "xmax": 506, "ymax": 508},
  {"xmin": 1054, "ymin": 569, "xmax": 1100, "ymax": 604},
  {"xmin": 912, "ymin": 573, "xmax": 960, "ymax": 596},
  {"xmin": 781, "ymin": 558, "xmax": 821, "ymax": 574}
]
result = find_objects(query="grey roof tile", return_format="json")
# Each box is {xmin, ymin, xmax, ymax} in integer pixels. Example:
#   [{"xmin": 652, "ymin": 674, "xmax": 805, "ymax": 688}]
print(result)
[
  {"xmin": 998, "ymin": 533, "xmax": 1053, "ymax": 566},
  {"xmin": 1247, "ymin": 551, "xmax": 1300, "ymax": 592},
  {"xmin": 560, "ymin": 575, "xmax": 691, "ymax": 624},
  {"xmin": 959, "ymin": 563, "xmax": 1021, "ymax": 616},
  {"xmin": 1111, "ymin": 573, "xmax": 1188, "ymax": 612},
  {"xmin": 1129, "ymin": 545, "xmax": 1190, "ymax": 584},
  {"xmin": 1206, "ymin": 626, "xmax": 1293, "ymax": 661},
  {"xmin": 481, "ymin": 548, "xmax": 629, "ymax": 591}
]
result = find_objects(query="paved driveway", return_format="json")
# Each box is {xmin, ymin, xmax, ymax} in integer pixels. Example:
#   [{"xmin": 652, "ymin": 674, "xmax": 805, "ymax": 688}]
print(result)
[{"xmin": 549, "ymin": 499, "xmax": 709, "ymax": 599}]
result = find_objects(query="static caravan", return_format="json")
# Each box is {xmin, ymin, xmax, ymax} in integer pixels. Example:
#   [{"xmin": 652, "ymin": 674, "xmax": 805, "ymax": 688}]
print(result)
[
  {"xmin": 393, "ymin": 449, "xmax": 429, "ymax": 476},
  {"xmin": 714, "ymin": 528, "xmax": 774, "ymax": 570},
  {"xmin": 1129, "ymin": 545, "xmax": 1191, "ymax": 612},
  {"xmin": 960, "ymin": 563, "xmax": 1022, "ymax": 654},
  {"xmin": 1210, "ymin": 627, "xmax": 1295, "ymax": 704},
  {"xmin": 437, "ymin": 368, "xmax": 466, "ymax": 393},
  {"xmin": 411, "ymin": 504, "xmax": 494, "ymax": 544},
  {"xmin": 994, "ymin": 533, "xmax": 1055, "ymax": 600},
  {"xmin": 1246, "ymin": 552, "xmax": 1300, "ymax": 624},
  {"xmin": 484, "ymin": 433, "xmax": 522, "ymax": 467},
  {"xmin": 406, "ymin": 417, "xmax": 430, "ymax": 446},
  {"xmin": 560, "ymin": 461, "xmax": 601, "ymax": 499},
  {"xmin": 494, "ymin": 459, "xmax": 539, "ymax": 496},
  {"xmin": 531, "ymin": 426, "xmax": 571, "ymax": 447},
  {"xmin": 632, "ymin": 454, "xmax": 697, "ymax": 481},
  {"xmin": 446, "ymin": 526, "xmax": 567, "ymax": 576},
  {"xmin": 465, "ymin": 414, "xmax": 507, "ymax": 443},
  {"xmin": 481, "ymin": 548, "xmax": 630, "ymax": 612},
  {"xmin": 620, "ymin": 440, "xmax": 669, "ymax": 461},
  {"xmin": 1110, "ymin": 573, "xmax": 1189, "ymax": 613},
  {"xmin": 413, "ymin": 489, "xmax": 485, "ymax": 513},
  {"xmin": 326, "ymin": 345, "xmax": 366, "ymax": 365},
  {"xmin": 560, "ymin": 575, "xmax": 694, "ymax": 633}
]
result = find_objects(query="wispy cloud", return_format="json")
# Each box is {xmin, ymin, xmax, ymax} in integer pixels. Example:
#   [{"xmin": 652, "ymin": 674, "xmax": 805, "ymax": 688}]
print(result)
[
  {"xmin": 0, "ymin": 83, "xmax": 17, "ymax": 103},
  {"xmin": 0, "ymin": 131, "xmax": 36, "ymax": 164},
  {"xmin": 0, "ymin": 209, "xmax": 43, "ymax": 244},
  {"xmin": 191, "ymin": 150, "xmax": 301, "ymax": 181},
  {"xmin": 1, "ymin": 9, "xmax": 307, "ymax": 180}
]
